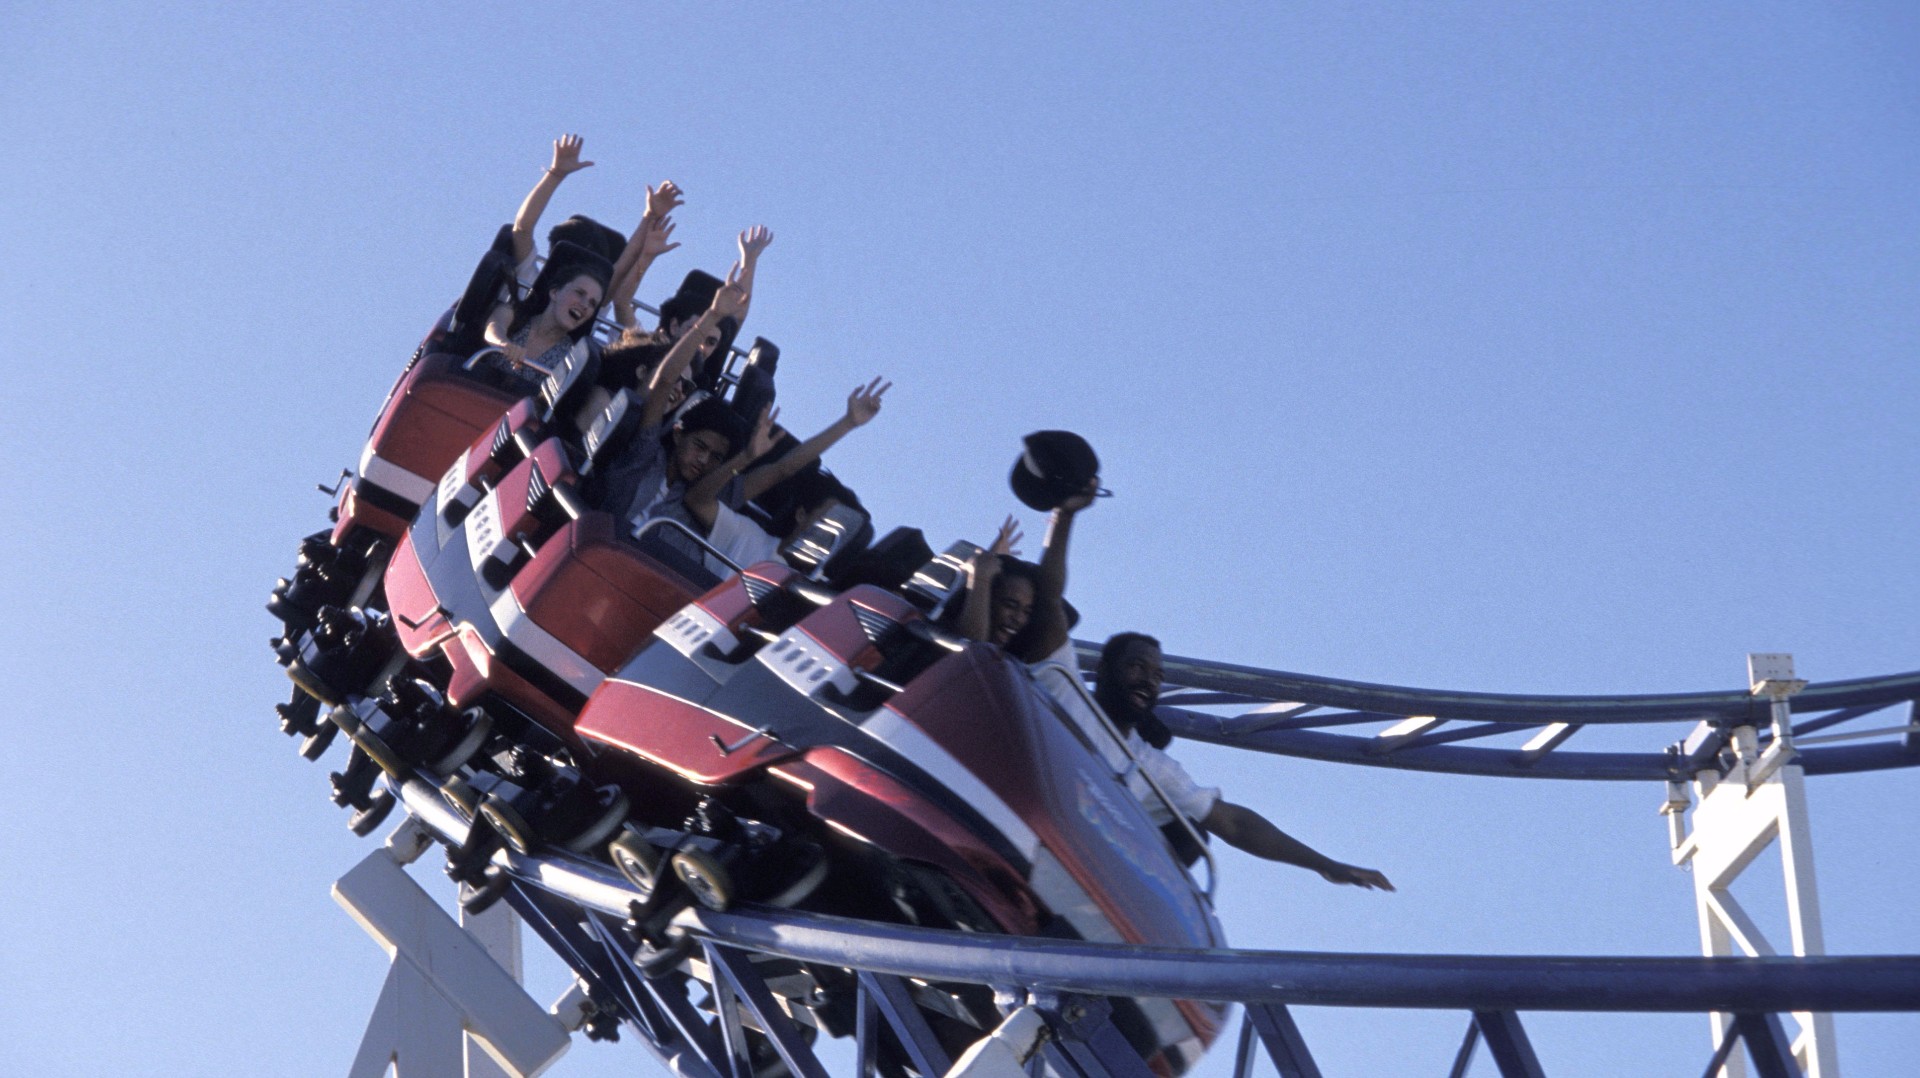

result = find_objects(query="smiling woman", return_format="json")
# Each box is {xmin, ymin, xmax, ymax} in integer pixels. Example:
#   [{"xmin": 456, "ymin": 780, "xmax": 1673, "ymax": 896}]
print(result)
[{"xmin": 477, "ymin": 242, "xmax": 615, "ymax": 390}]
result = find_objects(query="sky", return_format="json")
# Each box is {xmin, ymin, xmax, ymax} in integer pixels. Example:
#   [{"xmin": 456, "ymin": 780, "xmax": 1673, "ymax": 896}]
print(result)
[{"xmin": 2, "ymin": 3, "xmax": 1917, "ymax": 1075}]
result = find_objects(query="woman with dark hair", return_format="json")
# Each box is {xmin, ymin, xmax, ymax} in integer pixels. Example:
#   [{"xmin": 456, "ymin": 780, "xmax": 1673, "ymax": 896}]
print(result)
[
  {"xmin": 474, "ymin": 238, "xmax": 613, "ymax": 396},
  {"xmin": 959, "ymin": 479, "xmax": 1096, "ymax": 662}
]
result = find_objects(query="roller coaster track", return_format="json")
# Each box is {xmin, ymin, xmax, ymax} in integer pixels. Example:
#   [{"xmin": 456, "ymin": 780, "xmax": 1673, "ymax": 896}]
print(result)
[{"xmin": 341, "ymin": 651, "xmax": 1918, "ymax": 1078}]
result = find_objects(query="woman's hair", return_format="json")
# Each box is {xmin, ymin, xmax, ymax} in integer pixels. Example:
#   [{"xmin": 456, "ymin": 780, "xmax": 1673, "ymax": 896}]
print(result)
[
  {"xmin": 990, "ymin": 558, "xmax": 1048, "ymax": 660},
  {"xmin": 507, "ymin": 242, "xmax": 614, "ymax": 341}
]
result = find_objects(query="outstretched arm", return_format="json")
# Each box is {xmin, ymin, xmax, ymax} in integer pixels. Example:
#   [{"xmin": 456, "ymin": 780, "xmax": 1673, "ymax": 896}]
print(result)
[
  {"xmin": 611, "ymin": 181, "xmax": 684, "ymax": 325},
  {"xmin": 638, "ymin": 264, "xmax": 748, "ymax": 430},
  {"xmin": 738, "ymin": 377, "xmax": 889, "ymax": 501},
  {"xmin": 684, "ymin": 406, "xmax": 778, "ymax": 531},
  {"xmin": 510, "ymin": 134, "xmax": 594, "ymax": 266},
  {"xmin": 1200, "ymin": 801, "xmax": 1395, "ymax": 890}
]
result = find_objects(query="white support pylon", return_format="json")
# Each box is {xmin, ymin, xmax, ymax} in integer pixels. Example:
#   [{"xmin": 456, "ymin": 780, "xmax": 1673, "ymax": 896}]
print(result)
[
  {"xmin": 333, "ymin": 816, "xmax": 573, "ymax": 1078},
  {"xmin": 1664, "ymin": 654, "xmax": 1839, "ymax": 1078}
]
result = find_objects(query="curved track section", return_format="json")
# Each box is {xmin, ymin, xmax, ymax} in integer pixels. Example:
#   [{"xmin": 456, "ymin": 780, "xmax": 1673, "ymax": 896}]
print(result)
[
  {"xmin": 385, "ymin": 773, "xmax": 1918, "ymax": 1078},
  {"xmin": 1071, "ymin": 643, "xmax": 1920, "ymax": 780}
]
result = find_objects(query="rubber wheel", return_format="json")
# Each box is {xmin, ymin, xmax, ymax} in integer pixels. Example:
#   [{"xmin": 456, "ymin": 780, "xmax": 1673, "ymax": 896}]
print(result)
[
  {"xmin": 349, "ymin": 788, "xmax": 396, "ymax": 836},
  {"xmin": 440, "ymin": 775, "xmax": 481, "ymax": 821},
  {"xmin": 480, "ymin": 795, "xmax": 537, "ymax": 856},
  {"xmin": 299, "ymin": 721, "xmax": 340, "ymax": 761},
  {"xmin": 562, "ymin": 788, "xmax": 630, "ymax": 854},
  {"xmin": 428, "ymin": 710, "xmax": 493, "ymax": 776},
  {"xmin": 672, "ymin": 847, "xmax": 735, "ymax": 912},
  {"xmin": 350, "ymin": 724, "xmax": 409, "ymax": 778},
  {"xmin": 608, "ymin": 830, "xmax": 662, "ymax": 893}
]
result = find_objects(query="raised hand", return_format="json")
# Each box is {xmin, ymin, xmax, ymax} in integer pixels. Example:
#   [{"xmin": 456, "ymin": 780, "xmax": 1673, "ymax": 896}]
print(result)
[
  {"xmin": 749, "ymin": 405, "xmax": 781, "ymax": 460},
  {"xmin": 640, "ymin": 215, "xmax": 679, "ymax": 259},
  {"xmin": 738, "ymin": 225, "xmax": 774, "ymax": 265},
  {"xmin": 1319, "ymin": 863, "xmax": 1395, "ymax": 891},
  {"xmin": 549, "ymin": 134, "xmax": 594, "ymax": 177},
  {"xmin": 990, "ymin": 515, "xmax": 1024, "ymax": 557},
  {"xmin": 645, "ymin": 180, "xmax": 684, "ymax": 223},
  {"xmin": 1058, "ymin": 475, "xmax": 1101, "ymax": 514},
  {"xmin": 845, "ymin": 377, "xmax": 891, "ymax": 427}
]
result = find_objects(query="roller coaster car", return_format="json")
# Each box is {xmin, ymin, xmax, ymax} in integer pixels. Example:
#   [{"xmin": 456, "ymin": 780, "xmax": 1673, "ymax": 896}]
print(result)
[{"xmin": 273, "ymin": 303, "xmax": 1225, "ymax": 1076}]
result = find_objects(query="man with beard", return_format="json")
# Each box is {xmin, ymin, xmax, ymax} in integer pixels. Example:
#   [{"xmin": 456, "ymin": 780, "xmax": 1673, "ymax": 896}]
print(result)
[{"xmin": 1091, "ymin": 632, "xmax": 1394, "ymax": 891}]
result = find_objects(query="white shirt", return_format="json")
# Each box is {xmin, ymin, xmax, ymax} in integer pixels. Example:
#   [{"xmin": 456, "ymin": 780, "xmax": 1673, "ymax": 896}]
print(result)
[
  {"xmin": 1028, "ymin": 640, "xmax": 1220, "ymax": 828},
  {"xmin": 708, "ymin": 503, "xmax": 783, "ymax": 567}
]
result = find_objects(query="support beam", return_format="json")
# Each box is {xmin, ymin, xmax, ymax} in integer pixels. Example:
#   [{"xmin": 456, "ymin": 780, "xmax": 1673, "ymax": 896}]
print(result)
[
  {"xmin": 1472, "ymin": 1011, "xmax": 1545, "ymax": 1078},
  {"xmin": 333, "ymin": 846, "xmax": 571, "ymax": 1078}
]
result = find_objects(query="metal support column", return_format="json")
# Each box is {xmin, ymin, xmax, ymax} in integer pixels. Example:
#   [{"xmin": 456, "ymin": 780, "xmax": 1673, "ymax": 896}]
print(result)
[{"xmin": 1666, "ymin": 654, "xmax": 1838, "ymax": 1078}]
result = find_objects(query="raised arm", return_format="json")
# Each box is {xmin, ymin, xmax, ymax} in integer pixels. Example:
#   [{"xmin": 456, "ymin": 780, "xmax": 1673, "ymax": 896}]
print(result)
[
  {"xmin": 738, "ymin": 378, "xmax": 889, "ymax": 501},
  {"xmin": 510, "ymin": 134, "xmax": 594, "ymax": 266},
  {"xmin": 638, "ymin": 265, "xmax": 748, "ymax": 430},
  {"xmin": 955, "ymin": 518, "xmax": 1023, "ymax": 642},
  {"xmin": 1018, "ymin": 480, "xmax": 1097, "ymax": 659},
  {"xmin": 732, "ymin": 225, "xmax": 774, "ymax": 323},
  {"xmin": 684, "ymin": 406, "xmax": 778, "ymax": 531},
  {"xmin": 611, "ymin": 181, "xmax": 684, "ymax": 324},
  {"xmin": 1200, "ymin": 801, "xmax": 1395, "ymax": 890}
]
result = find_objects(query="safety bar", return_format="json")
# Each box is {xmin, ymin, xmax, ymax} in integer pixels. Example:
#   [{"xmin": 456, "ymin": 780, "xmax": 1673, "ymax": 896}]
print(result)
[
  {"xmin": 632, "ymin": 516, "xmax": 743, "ymax": 576},
  {"xmin": 1031, "ymin": 661, "xmax": 1218, "ymax": 902}
]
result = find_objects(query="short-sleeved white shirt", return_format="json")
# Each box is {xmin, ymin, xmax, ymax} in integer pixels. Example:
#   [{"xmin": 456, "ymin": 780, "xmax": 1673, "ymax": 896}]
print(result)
[
  {"xmin": 1028, "ymin": 640, "xmax": 1220, "ymax": 828},
  {"xmin": 708, "ymin": 503, "xmax": 783, "ymax": 568}
]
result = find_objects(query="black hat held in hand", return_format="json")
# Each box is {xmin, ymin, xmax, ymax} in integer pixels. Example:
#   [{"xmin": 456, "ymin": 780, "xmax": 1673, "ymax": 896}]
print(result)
[{"xmin": 1010, "ymin": 430, "xmax": 1104, "ymax": 511}]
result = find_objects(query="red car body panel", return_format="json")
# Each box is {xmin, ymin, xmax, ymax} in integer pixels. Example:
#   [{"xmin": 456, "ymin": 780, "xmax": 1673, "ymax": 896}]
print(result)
[
  {"xmin": 384, "ymin": 532, "xmax": 452, "ymax": 658},
  {"xmin": 772, "ymin": 751, "xmax": 1044, "ymax": 934},
  {"xmin": 577, "ymin": 679, "xmax": 798, "ymax": 785},
  {"xmin": 511, "ymin": 515, "xmax": 703, "ymax": 675}
]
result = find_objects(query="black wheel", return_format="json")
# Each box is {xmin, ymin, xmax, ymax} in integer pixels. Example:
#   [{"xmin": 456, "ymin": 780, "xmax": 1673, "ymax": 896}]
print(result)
[
  {"xmin": 480, "ymin": 794, "xmax": 537, "ymax": 856},
  {"xmin": 427, "ymin": 709, "xmax": 493, "ymax": 776},
  {"xmin": 562, "ymin": 787, "xmax": 630, "ymax": 854},
  {"xmin": 350, "ymin": 723, "xmax": 409, "ymax": 778},
  {"xmin": 672, "ymin": 847, "xmax": 735, "ymax": 912},
  {"xmin": 609, "ymin": 829, "xmax": 662, "ymax": 893},
  {"xmin": 349, "ymin": 788, "xmax": 397, "ymax": 836},
  {"xmin": 299, "ymin": 720, "xmax": 340, "ymax": 760},
  {"xmin": 440, "ymin": 775, "xmax": 481, "ymax": 821}
]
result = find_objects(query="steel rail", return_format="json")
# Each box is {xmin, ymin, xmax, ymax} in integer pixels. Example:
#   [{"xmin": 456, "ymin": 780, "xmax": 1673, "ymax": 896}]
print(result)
[
  {"xmin": 1072, "ymin": 642, "xmax": 1920, "ymax": 726},
  {"xmin": 681, "ymin": 906, "xmax": 1920, "ymax": 1015}
]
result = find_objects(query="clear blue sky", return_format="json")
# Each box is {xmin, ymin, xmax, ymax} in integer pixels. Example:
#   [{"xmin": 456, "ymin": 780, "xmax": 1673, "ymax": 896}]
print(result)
[{"xmin": 2, "ymin": 4, "xmax": 1916, "ymax": 1075}]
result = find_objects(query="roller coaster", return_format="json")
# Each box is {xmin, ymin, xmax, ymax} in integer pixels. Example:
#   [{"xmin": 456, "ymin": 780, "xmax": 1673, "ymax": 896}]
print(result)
[{"xmin": 270, "ymin": 257, "xmax": 1920, "ymax": 1078}]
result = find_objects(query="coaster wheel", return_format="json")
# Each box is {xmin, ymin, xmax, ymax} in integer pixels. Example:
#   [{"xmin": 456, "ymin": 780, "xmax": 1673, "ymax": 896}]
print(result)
[{"xmin": 672, "ymin": 847, "xmax": 736, "ymax": 912}]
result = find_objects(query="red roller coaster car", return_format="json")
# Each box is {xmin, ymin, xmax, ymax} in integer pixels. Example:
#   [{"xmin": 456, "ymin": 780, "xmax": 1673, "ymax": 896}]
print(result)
[{"xmin": 270, "ymin": 294, "xmax": 1227, "ymax": 1074}]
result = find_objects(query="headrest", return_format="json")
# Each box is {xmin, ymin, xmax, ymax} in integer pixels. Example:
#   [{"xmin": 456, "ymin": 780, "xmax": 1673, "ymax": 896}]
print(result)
[
  {"xmin": 840, "ymin": 527, "xmax": 935, "ymax": 593},
  {"xmin": 1010, "ymin": 430, "xmax": 1102, "ymax": 512},
  {"xmin": 901, "ymin": 541, "xmax": 985, "ymax": 621},
  {"xmin": 546, "ymin": 215, "xmax": 627, "ymax": 264},
  {"xmin": 531, "ymin": 240, "xmax": 615, "ymax": 298},
  {"xmin": 782, "ymin": 502, "xmax": 873, "ymax": 581},
  {"xmin": 656, "ymin": 269, "xmax": 724, "ymax": 331}
]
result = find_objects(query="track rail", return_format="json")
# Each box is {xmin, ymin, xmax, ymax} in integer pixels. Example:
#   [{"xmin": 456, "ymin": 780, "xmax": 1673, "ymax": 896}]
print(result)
[{"xmin": 1071, "ymin": 642, "xmax": 1920, "ymax": 780}]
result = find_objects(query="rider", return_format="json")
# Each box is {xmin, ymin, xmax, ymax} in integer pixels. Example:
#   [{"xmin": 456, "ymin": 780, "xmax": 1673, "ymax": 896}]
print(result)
[{"xmin": 1095, "ymin": 632, "xmax": 1394, "ymax": 890}]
